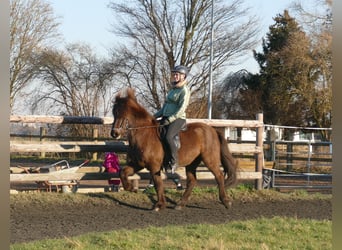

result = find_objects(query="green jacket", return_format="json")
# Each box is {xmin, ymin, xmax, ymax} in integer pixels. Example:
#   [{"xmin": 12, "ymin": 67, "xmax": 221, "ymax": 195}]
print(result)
[{"xmin": 154, "ymin": 84, "xmax": 191, "ymax": 123}]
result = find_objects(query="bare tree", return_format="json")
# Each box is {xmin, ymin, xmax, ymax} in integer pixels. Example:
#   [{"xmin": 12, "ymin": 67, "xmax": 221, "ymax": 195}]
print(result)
[
  {"xmin": 291, "ymin": 0, "xmax": 332, "ymax": 31},
  {"xmin": 31, "ymin": 43, "xmax": 116, "ymax": 119},
  {"xmin": 10, "ymin": 0, "xmax": 60, "ymax": 112},
  {"xmin": 108, "ymin": 0, "xmax": 259, "ymax": 116},
  {"xmin": 213, "ymin": 69, "xmax": 262, "ymax": 120},
  {"xmin": 29, "ymin": 43, "xmax": 117, "ymax": 140}
]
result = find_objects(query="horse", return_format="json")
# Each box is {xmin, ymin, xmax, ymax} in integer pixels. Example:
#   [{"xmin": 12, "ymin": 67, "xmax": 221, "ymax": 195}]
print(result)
[{"xmin": 111, "ymin": 88, "xmax": 238, "ymax": 211}]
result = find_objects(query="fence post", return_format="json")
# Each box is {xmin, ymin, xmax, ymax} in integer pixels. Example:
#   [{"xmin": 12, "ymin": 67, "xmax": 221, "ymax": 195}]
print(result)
[
  {"xmin": 92, "ymin": 128, "xmax": 98, "ymax": 161},
  {"xmin": 255, "ymin": 113, "xmax": 264, "ymax": 190},
  {"xmin": 40, "ymin": 127, "xmax": 46, "ymax": 158},
  {"xmin": 269, "ymin": 128, "xmax": 277, "ymax": 162},
  {"xmin": 286, "ymin": 142, "xmax": 293, "ymax": 171}
]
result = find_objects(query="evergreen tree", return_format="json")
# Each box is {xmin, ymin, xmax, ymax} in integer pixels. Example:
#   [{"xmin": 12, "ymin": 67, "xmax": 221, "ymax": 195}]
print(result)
[
  {"xmin": 250, "ymin": 10, "xmax": 317, "ymax": 126},
  {"xmin": 213, "ymin": 7, "xmax": 331, "ymax": 139}
]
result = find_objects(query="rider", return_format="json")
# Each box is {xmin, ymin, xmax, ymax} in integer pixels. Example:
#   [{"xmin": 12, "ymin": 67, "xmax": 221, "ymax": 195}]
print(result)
[{"xmin": 154, "ymin": 65, "xmax": 191, "ymax": 174}]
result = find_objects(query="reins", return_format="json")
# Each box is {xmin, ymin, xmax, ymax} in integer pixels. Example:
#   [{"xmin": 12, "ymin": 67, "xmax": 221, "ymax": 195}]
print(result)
[
  {"xmin": 113, "ymin": 119, "xmax": 163, "ymax": 140},
  {"xmin": 128, "ymin": 122, "xmax": 166, "ymax": 141},
  {"xmin": 113, "ymin": 118, "xmax": 163, "ymax": 131},
  {"xmin": 128, "ymin": 124, "xmax": 162, "ymax": 130}
]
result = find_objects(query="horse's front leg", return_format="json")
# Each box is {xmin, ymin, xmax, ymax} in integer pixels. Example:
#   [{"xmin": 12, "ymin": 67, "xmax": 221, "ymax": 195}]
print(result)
[
  {"xmin": 120, "ymin": 165, "xmax": 137, "ymax": 192},
  {"xmin": 175, "ymin": 168, "xmax": 197, "ymax": 210},
  {"xmin": 151, "ymin": 171, "xmax": 166, "ymax": 211}
]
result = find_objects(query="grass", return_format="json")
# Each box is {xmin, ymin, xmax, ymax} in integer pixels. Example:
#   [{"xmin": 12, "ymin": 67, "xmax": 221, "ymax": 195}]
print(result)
[{"xmin": 10, "ymin": 217, "xmax": 331, "ymax": 250}]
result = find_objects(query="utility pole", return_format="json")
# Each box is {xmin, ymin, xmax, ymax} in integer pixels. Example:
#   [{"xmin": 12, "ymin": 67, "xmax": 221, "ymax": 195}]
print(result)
[{"xmin": 208, "ymin": 0, "xmax": 214, "ymax": 119}]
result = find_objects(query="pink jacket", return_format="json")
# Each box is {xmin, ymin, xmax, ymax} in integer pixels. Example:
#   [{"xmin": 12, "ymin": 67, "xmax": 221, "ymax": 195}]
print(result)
[{"xmin": 103, "ymin": 152, "xmax": 121, "ymax": 185}]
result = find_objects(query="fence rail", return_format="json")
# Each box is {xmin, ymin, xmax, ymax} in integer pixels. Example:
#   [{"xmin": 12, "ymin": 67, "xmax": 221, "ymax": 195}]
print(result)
[
  {"xmin": 10, "ymin": 114, "xmax": 265, "ymax": 190},
  {"xmin": 10, "ymin": 141, "xmax": 263, "ymax": 154},
  {"xmin": 10, "ymin": 115, "xmax": 263, "ymax": 127}
]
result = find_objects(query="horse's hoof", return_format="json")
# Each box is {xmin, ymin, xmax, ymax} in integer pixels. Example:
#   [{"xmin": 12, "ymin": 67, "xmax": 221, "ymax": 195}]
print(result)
[
  {"xmin": 223, "ymin": 201, "xmax": 232, "ymax": 209},
  {"xmin": 153, "ymin": 204, "xmax": 166, "ymax": 212},
  {"xmin": 175, "ymin": 205, "xmax": 184, "ymax": 210}
]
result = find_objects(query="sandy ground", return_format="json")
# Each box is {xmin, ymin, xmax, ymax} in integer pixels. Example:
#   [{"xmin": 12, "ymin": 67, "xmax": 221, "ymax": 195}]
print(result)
[{"xmin": 10, "ymin": 181, "xmax": 331, "ymax": 244}]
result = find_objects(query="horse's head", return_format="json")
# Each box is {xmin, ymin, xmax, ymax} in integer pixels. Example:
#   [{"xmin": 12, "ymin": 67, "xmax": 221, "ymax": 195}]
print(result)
[{"xmin": 110, "ymin": 88, "xmax": 137, "ymax": 139}]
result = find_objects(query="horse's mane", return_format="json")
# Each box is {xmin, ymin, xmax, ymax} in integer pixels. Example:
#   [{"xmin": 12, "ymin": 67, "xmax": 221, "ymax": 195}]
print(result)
[{"xmin": 117, "ymin": 88, "xmax": 155, "ymax": 122}]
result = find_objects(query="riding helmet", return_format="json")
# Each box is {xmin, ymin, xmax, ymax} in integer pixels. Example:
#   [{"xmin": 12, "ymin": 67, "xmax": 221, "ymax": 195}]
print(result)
[{"xmin": 171, "ymin": 65, "xmax": 189, "ymax": 78}]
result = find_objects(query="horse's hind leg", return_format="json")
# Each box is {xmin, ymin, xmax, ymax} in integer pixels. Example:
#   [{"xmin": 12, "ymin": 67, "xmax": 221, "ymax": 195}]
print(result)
[
  {"xmin": 211, "ymin": 167, "xmax": 232, "ymax": 209},
  {"xmin": 175, "ymin": 159, "xmax": 200, "ymax": 210}
]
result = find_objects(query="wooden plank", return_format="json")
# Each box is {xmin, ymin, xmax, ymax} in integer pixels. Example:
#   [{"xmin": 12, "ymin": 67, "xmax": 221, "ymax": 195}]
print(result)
[
  {"xmin": 237, "ymin": 171, "xmax": 262, "ymax": 179},
  {"xmin": 11, "ymin": 162, "xmax": 269, "ymax": 174},
  {"xmin": 10, "ymin": 115, "xmax": 114, "ymax": 125},
  {"xmin": 10, "ymin": 115, "xmax": 262, "ymax": 128},
  {"xmin": 163, "ymin": 170, "xmax": 262, "ymax": 180},
  {"xmin": 229, "ymin": 144, "xmax": 263, "ymax": 153},
  {"xmin": 10, "ymin": 141, "xmax": 261, "ymax": 154},
  {"xmin": 10, "ymin": 141, "xmax": 128, "ymax": 146},
  {"xmin": 10, "ymin": 166, "xmax": 104, "ymax": 174},
  {"xmin": 10, "ymin": 170, "xmax": 261, "ymax": 182},
  {"xmin": 76, "ymin": 166, "xmax": 105, "ymax": 173},
  {"xmin": 10, "ymin": 141, "xmax": 129, "ymax": 153},
  {"xmin": 10, "ymin": 172, "xmax": 140, "ymax": 182},
  {"xmin": 186, "ymin": 118, "xmax": 262, "ymax": 128}
]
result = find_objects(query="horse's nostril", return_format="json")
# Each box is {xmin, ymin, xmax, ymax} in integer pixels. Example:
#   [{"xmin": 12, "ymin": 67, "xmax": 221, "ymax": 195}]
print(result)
[
  {"xmin": 111, "ymin": 129, "xmax": 121, "ymax": 139},
  {"xmin": 110, "ymin": 130, "xmax": 116, "ymax": 138}
]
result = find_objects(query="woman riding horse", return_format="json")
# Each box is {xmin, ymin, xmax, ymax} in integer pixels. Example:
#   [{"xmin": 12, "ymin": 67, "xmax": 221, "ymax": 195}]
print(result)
[
  {"xmin": 154, "ymin": 65, "xmax": 191, "ymax": 174},
  {"xmin": 111, "ymin": 88, "xmax": 238, "ymax": 211}
]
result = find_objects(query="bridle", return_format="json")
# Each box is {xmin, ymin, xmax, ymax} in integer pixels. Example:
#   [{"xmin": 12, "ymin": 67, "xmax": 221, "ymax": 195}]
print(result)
[
  {"xmin": 111, "ymin": 100, "xmax": 163, "ymax": 138},
  {"xmin": 116, "ymin": 117, "xmax": 129, "ymax": 130}
]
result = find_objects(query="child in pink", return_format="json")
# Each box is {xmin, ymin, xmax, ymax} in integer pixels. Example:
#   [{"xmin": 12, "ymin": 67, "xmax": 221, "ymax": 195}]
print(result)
[{"xmin": 103, "ymin": 152, "xmax": 121, "ymax": 192}]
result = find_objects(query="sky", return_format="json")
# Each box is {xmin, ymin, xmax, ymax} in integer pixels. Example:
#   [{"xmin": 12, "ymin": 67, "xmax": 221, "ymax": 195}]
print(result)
[{"xmin": 50, "ymin": 0, "xmax": 298, "ymax": 73}]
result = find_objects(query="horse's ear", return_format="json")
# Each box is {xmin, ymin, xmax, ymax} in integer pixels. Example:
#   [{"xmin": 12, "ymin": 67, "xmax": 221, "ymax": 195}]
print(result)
[
  {"xmin": 126, "ymin": 88, "xmax": 137, "ymax": 101},
  {"xmin": 115, "ymin": 88, "xmax": 130, "ymax": 99},
  {"xmin": 112, "ymin": 91, "xmax": 122, "ymax": 103},
  {"xmin": 114, "ymin": 88, "xmax": 137, "ymax": 102}
]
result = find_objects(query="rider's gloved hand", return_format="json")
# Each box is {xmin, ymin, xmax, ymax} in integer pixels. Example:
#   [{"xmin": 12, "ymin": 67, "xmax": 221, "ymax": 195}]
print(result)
[{"xmin": 160, "ymin": 117, "xmax": 170, "ymax": 126}]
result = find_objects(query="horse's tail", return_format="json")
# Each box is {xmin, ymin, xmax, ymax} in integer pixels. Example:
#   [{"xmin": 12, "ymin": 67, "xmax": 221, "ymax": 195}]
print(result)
[{"xmin": 216, "ymin": 130, "xmax": 239, "ymax": 187}]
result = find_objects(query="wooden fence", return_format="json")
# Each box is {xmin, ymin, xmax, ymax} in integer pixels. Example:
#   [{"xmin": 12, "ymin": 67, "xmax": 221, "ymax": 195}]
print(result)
[{"xmin": 10, "ymin": 114, "xmax": 265, "ymax": 190}]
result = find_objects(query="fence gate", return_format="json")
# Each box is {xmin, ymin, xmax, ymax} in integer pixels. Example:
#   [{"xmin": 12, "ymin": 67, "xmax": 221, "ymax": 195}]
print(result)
[{"xmin": 263, "ymin": 140, "xmax": 332, "ymax": 190}]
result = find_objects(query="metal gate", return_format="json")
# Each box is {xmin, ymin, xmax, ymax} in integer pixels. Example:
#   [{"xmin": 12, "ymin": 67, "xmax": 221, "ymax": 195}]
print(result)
[{"xmin": 263, "ymin": 140, "xmax": 332, "ymax": 190}]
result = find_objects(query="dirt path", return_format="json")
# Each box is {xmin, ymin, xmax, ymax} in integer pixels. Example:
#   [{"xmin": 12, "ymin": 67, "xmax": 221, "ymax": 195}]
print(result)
[{"xmin": 10, "ymin": 191, "xmax": 331, "ymax": 244}]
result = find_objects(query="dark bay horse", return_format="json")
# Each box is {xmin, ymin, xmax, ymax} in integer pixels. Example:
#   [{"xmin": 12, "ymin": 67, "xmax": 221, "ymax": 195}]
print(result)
[{"xmin": 111, "ymin": 88, "xmax": 238, "ymax": 211}]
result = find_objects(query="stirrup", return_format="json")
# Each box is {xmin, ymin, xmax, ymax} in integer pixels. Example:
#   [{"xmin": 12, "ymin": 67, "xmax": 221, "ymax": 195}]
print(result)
[
  {"xmin": 171, "ymin": 164, "xmax": 177, "ymax": 174},
  {"xmin": 164, "ymin": 161, "xmax": 177, "ymax": 174},
  {"xmin": 163, "ymin": 164, "xmax": 172, "ymax": 173}
]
